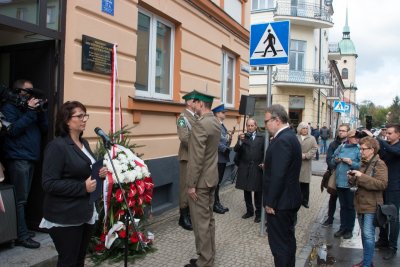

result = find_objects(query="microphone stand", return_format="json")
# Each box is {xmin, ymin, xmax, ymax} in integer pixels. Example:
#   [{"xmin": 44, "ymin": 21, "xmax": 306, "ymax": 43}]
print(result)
[{"xmin": 101, "ymin": 141, "xmax": 146, "ymax": 267}]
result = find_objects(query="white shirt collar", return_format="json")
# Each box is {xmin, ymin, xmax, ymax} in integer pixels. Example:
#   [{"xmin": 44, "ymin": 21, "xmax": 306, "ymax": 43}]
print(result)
[{"xmin": 274, "ymin": 125, "xmax": 289, "ymax": 138}]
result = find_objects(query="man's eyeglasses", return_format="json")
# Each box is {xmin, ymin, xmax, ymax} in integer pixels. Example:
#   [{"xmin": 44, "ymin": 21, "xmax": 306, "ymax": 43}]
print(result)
[
  {"xmin": 71, "ymin": 114, "xmax": 90, "ymax": 121},
  {"xmin": 264, "ymin": 117, "xmax": 276, "ymax": 124}
]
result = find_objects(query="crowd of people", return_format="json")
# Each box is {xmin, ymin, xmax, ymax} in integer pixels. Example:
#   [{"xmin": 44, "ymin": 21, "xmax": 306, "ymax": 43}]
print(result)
[{"xmin": 1, "ymin": 81, "xmax": 399, "ymax": 267}]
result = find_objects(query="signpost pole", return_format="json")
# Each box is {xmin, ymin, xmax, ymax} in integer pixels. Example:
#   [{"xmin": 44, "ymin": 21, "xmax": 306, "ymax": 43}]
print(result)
[{"xmin": 260, "ymin": 64, "xmax": 273, "ymax": 236}]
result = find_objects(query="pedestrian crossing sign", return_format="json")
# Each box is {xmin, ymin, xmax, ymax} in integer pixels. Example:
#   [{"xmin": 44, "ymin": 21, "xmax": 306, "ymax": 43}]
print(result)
[
  {"xmin": 333, "ymin": 101, "xmax": 351, "ymax": 113},
  {"xmin": 250, "ymin": 21, "xmax": 290, "ymax": 66}
]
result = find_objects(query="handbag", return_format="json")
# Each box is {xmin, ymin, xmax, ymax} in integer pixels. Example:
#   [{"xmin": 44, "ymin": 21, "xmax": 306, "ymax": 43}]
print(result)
[
  {"xmin": 374, "ymin": 204, "xmax": 398, "ymax": 227},
  {"xmin": 327, "ymin": 169, "xmax": 337, "ymax": 195},
  {"xmin": 320, "ymin": 169, "xmax": 331, "ymax": 192}
]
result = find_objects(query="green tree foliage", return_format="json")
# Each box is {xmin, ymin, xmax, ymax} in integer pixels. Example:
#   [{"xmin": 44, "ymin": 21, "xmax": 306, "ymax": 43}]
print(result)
[
  {"xmin": 387, "ymin": 96, "xmax": 400, "ymax": 123},
  {"xmin": 358, "ymin": 96, "xmax": 400, "ymax": 127}
]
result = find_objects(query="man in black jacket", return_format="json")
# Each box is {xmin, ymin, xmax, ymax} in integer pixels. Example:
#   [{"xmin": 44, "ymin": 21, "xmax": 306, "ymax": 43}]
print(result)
[
  {"xmin": 263, "ymin": 104, "xmax": 302, "ymax": 267},
  {"xmin": 321, "ymin": 124, "xmax": 349, "ymax": 227},
  {"xmin": 1, "ymin": 79, "xmax": 48, "ymax": 249},
  {"xmin": 234, "ymin": 118, "xmax": 264, "ymax": 223}
]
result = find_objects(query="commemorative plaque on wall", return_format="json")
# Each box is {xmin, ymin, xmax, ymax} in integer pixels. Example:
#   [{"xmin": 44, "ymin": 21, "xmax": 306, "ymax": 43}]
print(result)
[{"xmin": 81, "ymin": 35, "xmax": 113, "ymax": 75}]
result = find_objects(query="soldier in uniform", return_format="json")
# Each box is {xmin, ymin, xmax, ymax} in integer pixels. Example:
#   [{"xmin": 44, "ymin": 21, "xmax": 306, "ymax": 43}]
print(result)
[
  {"xmin": 177, "ymin": 90, "xmax": 197, "ymax": 231},
  {"xmin": 185, "ymin": 91, "xmax": 220, "ymax": 267},
  {"xmin": 212, "ymin": 103, "xmax": 231, "ymax": 214}
]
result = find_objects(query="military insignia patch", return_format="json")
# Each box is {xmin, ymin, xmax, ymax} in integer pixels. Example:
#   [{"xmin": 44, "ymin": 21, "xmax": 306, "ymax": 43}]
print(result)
[{"xmin": 177, "ymin": 117, "xmax": 186, "ymax": 127}]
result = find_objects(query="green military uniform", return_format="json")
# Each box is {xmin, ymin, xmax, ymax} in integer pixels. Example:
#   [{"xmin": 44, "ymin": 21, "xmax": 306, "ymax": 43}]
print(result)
[
  {"xmin": 186, "ymin": 91, "xmax": 220, "ymax": 267},
  {"xmin": 177, "ymin": 109, "xmax": 197, "ymax": 208}
]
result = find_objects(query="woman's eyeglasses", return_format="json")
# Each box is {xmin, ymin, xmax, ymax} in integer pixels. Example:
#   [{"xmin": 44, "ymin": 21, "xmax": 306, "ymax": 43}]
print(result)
[{"xmin": 71, "ymin": 114, "xmax": 90, "ymax": 121}]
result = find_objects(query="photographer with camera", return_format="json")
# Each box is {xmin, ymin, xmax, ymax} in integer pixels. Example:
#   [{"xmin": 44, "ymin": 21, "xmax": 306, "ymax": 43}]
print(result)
[
  {"xmin": 0, "ymin": 79, "xmax": 48, "ymax": 249},
  {"xmin": 363, "ymin": 124, "xmax": 400, "ymax": 260},
  {"xmin": 330, "ymin": 129, "xmax": 361, "ymax": 240},
  {"xmin": 234, "ymin": 118, "xmax": 265, "ymax": 223}
]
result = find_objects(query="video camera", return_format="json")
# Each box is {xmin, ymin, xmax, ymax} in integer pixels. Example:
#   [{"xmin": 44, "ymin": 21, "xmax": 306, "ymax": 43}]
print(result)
[
  {"xmin": 0, "ymin": 84, "xmax": 47, "ymax": 112},
  {"xmin": 244, "ymin": 132, "xmax": 253, "ymax": 139},
  {"xmin": 355, "ymin": 130, "xmax": 368, "ymax": 139}
]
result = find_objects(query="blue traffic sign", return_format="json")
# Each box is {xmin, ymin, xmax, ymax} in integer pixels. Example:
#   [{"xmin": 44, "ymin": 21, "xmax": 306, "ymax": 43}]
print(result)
[
  {"xmin": 333, "ymin": 101, "xmax": 351, "ymax": 113},
  {"xmin": 250, "ymin": 21, "xmax": 290, "ymax": 66}
]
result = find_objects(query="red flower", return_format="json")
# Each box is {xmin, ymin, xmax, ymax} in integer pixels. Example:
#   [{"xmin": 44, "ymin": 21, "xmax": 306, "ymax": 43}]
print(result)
[
  {"xmin": 137, "ymin": 195, "xmax": 144, "ymax": 206},
  {"xmin": 136, "ymin": 180, "xmax": 145, "ymax": 195},
  {"xmin": 144, "ymin": 191, "xmax": 152, "ymax": 204},
  {"xmin": 128, "ymin": 184, "xmax": 137, "ymax": 198},
  {"xmin": 115, "ymin": 209, "xmax": 125, "ymax": 220},
  {"xmin": 119, "ymin": 230, "xmax": 126, "ymax": 238},
  {"xmin": 95, "ymin": 243, "xmax": 105, "ymax": 252},
  {"xmin": 100, "ymin": 233, "xmax": 107, "ymax": 242},
  {"xmin": 128, "ymin": 197, "xmax": 136, "ymax": 207},
  {"xmin": 134, "ymin": 206, "xmax": 144, "ymax": 216},
  {"xmin": 144, "ymin": 177, "xmax": 154, "ymax": 190},
  {"xmin": 115, "ymin": 188, "xmax": 124, "ymax": 202},
  {"xmin": 130, "ymin": 232, "xmax": 139, "ymax": 243}
]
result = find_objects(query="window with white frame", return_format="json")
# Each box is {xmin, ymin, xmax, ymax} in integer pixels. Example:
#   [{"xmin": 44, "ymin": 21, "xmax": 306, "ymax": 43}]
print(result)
[
  {"xmin": 252, "ymin": 0, "xmax": 275, "ymax": 11},
  {"xmin": 289, "ymin": 39, "xmax": 306, "ymax": 71},
  {"xmin": 225, "ymin": 0, "xmax": 242, "ymax": 23},
  {"xmin": 135, "ymin": 9, "xmax": 174, "ymax": 100},
  {"xmin": 221, "ymin": 51, "xmax": 236, "ymax": 108}
]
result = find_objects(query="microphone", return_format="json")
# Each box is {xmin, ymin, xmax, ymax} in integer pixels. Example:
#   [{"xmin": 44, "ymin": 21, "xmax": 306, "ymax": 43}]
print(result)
[{"xmin": 94, "ymin": 127, "xmax": 114, "ymax": 147}]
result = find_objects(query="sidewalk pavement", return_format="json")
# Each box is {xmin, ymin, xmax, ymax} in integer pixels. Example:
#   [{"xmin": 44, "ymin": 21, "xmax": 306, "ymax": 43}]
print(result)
[{"xmin": 1, "ymin": 155, "xmax": 399, "ymax": 266}]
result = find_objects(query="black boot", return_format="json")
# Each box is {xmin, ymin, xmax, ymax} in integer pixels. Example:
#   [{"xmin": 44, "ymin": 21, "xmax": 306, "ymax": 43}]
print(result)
[{"xmin": 179, "ymin": 207, "xmax": 193, "ymax": 231}]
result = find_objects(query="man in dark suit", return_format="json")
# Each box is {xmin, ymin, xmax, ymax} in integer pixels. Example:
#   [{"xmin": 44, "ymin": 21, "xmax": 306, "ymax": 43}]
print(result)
[{"xmin": 263, "ymin": 104, "xmax": 302, "ymax": 267}]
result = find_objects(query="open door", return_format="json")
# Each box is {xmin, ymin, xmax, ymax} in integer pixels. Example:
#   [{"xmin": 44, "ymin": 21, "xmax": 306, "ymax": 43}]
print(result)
[{"xmin": 0, "ymin": 40, "xmax": 58, "ymax": 229}]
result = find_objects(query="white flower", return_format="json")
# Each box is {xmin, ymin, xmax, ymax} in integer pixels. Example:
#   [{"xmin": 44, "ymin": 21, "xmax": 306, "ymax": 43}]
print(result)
[{"xmin": 104, "ymin": 145, "xmax": 150, "ymax": 184}]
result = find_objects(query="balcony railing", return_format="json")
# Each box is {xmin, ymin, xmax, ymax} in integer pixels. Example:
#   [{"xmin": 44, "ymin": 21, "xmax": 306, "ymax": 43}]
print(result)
[
  {"xmin": 274, "ymin": 2, "xmax": 332, "ymax": 23},
  {"xmin": 274, "ymin": 69, "xmax": 332, "ymax": 86},
  {"xmin": 328, "ymin": 43, "xmax": 340, "ymax": 53}
]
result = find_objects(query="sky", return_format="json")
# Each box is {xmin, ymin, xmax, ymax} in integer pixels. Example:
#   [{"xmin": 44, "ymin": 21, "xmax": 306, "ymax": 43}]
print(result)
[{"xmin": 329, "ymin": 0, "xmax": 400, "ymax": 107}]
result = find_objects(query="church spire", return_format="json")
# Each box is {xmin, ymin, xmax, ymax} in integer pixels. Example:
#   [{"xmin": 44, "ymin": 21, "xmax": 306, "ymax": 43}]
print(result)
[{"xmin": 342, "ymin": 6, "xmax": 350, "ymax": 39}]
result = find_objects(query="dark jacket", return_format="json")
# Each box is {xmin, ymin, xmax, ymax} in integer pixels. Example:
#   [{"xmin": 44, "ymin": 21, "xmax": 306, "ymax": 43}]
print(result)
[
  {"xmin": 0, "ymin": 102, "xmax": 48, "ymax": 161},
  {"xmin": 42, "ymin": 136, "xmax": 94, "ymax": 224},
  {"xmin": 234, "ymin": 132, "xmax": 264, "ymax": 192},
  {"xmin": 217, "ymin": 122, "xmax": 231, "ymax": 163},
  {"xmin": 263, "ymin": 128, "xmax": 302, "ymax": 210},
  {"xmin": 320, "ymin": 126, "xmax": 330, "ymax": 140},
  {"xmin": 378, "ymin": 139, "xmax": 400, "ymax": 191},
  {"xmin": 326, "ymin": 137, "xmax": 343, "ymax": 171}
]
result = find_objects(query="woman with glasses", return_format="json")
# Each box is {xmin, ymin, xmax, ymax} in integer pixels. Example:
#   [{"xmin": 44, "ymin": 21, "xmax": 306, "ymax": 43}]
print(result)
[
  {"xmin": 40, "ymin": 101, "xmax": 108, "ymax": 267},
  {"xmin": 331, "ymin": 129, "xmax": 361, "ymax": 240},
  {"xmin": 348, "ymin": 136, "xmax": 388, "ymax": 267}
]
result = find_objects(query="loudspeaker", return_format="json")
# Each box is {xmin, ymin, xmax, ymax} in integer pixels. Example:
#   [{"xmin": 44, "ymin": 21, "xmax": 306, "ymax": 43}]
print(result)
[
  {"xmin": 238, "ymin": 95, "xmax": 256, "ymax": 116},
  {"xmin": 0, "ymin": 184, "xmax": 17, "ymax": 244}
]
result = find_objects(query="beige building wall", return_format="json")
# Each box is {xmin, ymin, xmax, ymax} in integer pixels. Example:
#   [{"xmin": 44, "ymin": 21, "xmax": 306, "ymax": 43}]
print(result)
[{"xmin": 63, "ymin": 0, "xmax": 250, "ymax": 160}]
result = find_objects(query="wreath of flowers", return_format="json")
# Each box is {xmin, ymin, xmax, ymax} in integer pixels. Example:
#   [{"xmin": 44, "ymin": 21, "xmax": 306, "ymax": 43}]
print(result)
[{"xmin": 90, "ymin": 144, "xmax": 155, "ymax": 263}]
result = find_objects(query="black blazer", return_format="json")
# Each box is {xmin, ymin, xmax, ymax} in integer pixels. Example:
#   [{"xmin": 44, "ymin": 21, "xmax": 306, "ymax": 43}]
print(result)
[
  {"xmin": 42, "ymin": 135, "xmax": 94, "ymax": 224},
  {"xmin": 263, "ymin": 127, "xmax": 302, "ymax": 210}
]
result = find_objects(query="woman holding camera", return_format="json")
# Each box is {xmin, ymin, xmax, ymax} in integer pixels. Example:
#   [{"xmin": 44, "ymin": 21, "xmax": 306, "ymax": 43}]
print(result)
[
  {"xmin": 330, "ymin": 129, "xmax": 361, "ymax": 239},
  {"xmin": 348, "ymin": 136, "xmax": 388, "ymax": 267}
]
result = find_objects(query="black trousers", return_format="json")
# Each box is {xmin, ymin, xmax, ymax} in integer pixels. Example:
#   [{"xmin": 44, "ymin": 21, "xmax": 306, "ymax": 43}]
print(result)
[
  {"xmin": 49, "ymin": 223, "xmax": 94, "ymax": 267},
  {"xmin": 215, "ymin": 163, "xmax": 226, "ymax": 203},
  {"xmin": 327, "ymin": 193, "xmax": 338, "ymax": 221},
  {"xmin": 244, "ymin": 190, "xmax": 262, "ymax": 216},
  {"xmin": 300, "ymin": 182, "xmax": 309, "ymax": 205},
  {"xmin": 267, "ymin": 209, "xmax": 297, "ymax": 267}
]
